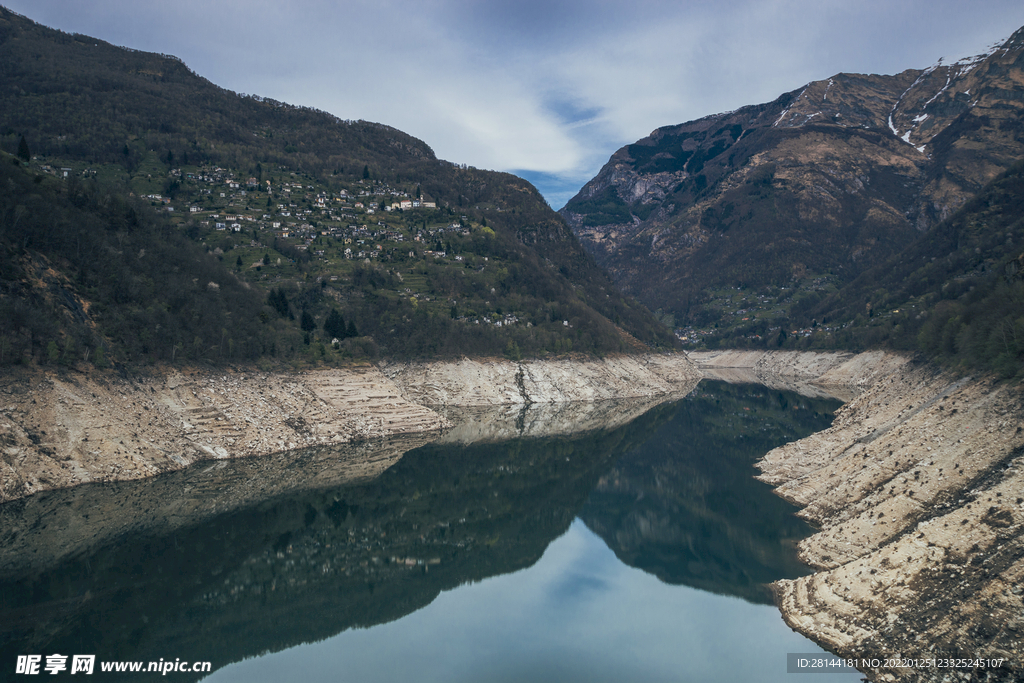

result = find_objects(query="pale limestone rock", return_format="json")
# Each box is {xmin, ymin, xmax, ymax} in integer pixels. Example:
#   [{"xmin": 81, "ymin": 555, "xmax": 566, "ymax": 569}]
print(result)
[
  {"xmin": 755, "ymin": 356, "xmax": 1024, "ymax": 682},
  {"xmin": 0, "ymin": 354, "xmax": 699, "ymax": 502}
]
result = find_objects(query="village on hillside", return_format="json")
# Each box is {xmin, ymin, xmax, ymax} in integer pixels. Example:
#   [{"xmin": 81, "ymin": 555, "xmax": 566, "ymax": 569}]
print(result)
[{"xmin": 30, "ymin": 154, "xmax": 535, "ymax": 335}]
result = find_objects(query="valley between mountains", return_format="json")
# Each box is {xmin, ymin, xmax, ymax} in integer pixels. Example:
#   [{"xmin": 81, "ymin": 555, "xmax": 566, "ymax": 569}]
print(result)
[{"xmin": 2, "ymin": 6, "xmax": 1024, "ymax": 682}]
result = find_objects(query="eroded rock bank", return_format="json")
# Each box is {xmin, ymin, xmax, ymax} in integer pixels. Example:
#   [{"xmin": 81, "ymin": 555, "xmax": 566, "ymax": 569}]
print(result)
[
  {"xmin": 432, "ymin": 395, "xmax": 690, "ymax": 446},
  {"xmin": 748, "ymin": 353, "xmax": 1024, "ymax": 682},
  {"xmin": 688, "ymin": 349, "xmax": 910, "ymax": 401},
  {"xmin": 0, "ymin": 354, "xmax": 699, "ymax": 503},
  {"xmin": 380, "ymin": 354, "xmax": 699, "ymax": 406},
  {"xmin": 0, "ymin": 365, "xmax": 446, "ymax": 503}
]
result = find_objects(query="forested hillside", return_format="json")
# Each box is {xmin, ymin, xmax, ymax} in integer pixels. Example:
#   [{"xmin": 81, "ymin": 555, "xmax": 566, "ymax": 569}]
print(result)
[
  {"xmin": 0, "ymin": 155, "xmax": 281, "ymax": 367},
  {"xmin": 704, "ymin": 160, "xmax": 1024, "ymax": 378},
  {"xmin": 806, "ymin": 160, "xmax": 1024, "ymax": 377},
  {"xmin": 0, "ymin": 7, "xmax": 677, "ymax": 368}
]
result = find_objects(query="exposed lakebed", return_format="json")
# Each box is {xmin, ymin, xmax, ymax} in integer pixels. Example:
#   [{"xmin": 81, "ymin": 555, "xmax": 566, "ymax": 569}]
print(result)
[{"xmin": 0, "ymin": 380, "xmax": 862, "ymax": 681}]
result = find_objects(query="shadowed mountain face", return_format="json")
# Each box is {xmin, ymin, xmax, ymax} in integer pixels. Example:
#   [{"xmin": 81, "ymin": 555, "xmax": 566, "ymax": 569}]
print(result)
[
  {"xmin": 560, "ymin": 26, "xmax": 1024, "ymax": 327},
  {"xmin": 579, "ymin": 382, "xmax": 842, "ymax": 604}
]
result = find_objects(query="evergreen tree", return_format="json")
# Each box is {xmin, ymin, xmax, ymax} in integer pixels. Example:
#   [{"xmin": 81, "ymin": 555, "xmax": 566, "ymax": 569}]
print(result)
[
  {"xmin": 323, "ymin": 309, "xmax": 346, "ymax": 339},
  {"xmin": 300, "ymin": 310, "xmax": 316, "ymax": 332},
  {"xmin": 346, "ymin": 320, "xmax": 359, "ymax": 338},
  {"xmin": 267, "ymin": 287, "xmax": 289, "ymax": 317},
  {"xmin": 362, "ymin": 164, "xmax": 369, "ymax": 179},
  {"xmin": 17, "ymin": 135, "xmax": 30, "ymax": 161}
]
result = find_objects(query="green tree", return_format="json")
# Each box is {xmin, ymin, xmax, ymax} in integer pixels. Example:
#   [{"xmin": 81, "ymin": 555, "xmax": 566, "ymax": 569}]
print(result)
[
  {"xmin": 17, "ymin": 135, "xmax": 30, "ymax": 161},
  {"xmin": 362, "ymin": 164, "xmax": 370, "ymax": 179},
  {"xmin": 300, "ymin": 310, "xmax": 316, "ymax": 332},
  {"xmin": 267, "ymin": 287, "xmax": 289, "ymax": 317},
  {"xmin": 324, "ymin": 309, "xmax": 346, "ymax": 339}
]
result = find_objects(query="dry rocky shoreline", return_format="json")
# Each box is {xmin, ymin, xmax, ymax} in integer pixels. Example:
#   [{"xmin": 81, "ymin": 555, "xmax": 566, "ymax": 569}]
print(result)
[
  {"xmin": 692, "ymin": 349, "xmax": 1023, "ymax": 682},
  {"xmin": 0, "ymin": 354, "xmax": 700, "ymax": 503}
]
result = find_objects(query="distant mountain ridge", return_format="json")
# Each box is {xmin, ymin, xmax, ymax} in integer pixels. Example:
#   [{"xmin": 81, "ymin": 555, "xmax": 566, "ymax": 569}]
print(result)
[
  {"xmin": 0, "ymin": 7, "xmax": 435, "ymax": 176},
  {"xmin": 560, "ymin": 25, "xmax": 1024, "ymax": 328}
]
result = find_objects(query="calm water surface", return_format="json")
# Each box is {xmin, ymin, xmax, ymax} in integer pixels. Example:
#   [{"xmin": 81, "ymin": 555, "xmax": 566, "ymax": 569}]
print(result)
[{"xmin": 0, "ymin": 381, "xmax": 863, "ymax": 682}]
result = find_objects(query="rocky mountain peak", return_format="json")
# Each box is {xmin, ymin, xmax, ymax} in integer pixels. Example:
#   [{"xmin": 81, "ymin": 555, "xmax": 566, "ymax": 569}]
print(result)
[{"xmin": 560, "ymin": 24, "xmax": 1024, "ymax": 327}]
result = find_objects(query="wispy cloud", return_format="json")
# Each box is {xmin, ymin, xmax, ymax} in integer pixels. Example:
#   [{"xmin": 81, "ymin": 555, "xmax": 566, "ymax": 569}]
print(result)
[{"xmin": 8, "ymin": 0, "xmax": 1024, "ymax": 207}]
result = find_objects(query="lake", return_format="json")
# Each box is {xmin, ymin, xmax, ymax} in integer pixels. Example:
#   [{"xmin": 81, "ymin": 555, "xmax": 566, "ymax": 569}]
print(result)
[{"xmin": 0, "ymin": 380, "xmax": 864, "ymax": 681}]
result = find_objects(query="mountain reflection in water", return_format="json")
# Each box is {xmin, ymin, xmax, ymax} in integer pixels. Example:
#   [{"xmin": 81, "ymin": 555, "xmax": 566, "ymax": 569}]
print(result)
[
  {"xmin": 0, "ymin": 381, "xmax": 850, "ymax": 681},
  {"xmin": 581, "ymin": 382, "xmax": 840, "ymax": 603}
]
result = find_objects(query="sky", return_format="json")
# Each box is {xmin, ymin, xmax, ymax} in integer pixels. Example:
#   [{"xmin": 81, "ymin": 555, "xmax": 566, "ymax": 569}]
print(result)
[{"xmin": 7, "ymin": 1, "xmax": 1024, "ymax": 209}]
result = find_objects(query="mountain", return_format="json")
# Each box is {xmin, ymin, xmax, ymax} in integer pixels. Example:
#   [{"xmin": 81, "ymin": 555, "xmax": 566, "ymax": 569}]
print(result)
[
  {"xmin": 803, "ymin": 158, "xmax": 1024, "ymax": 378},
  {"xmin": 0, "ymin": 7, "xmax": 677, "ymax": 368},
  {"xmin": 560, "ymin": 26, "xmax": 1024, "ymax": 336}
]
